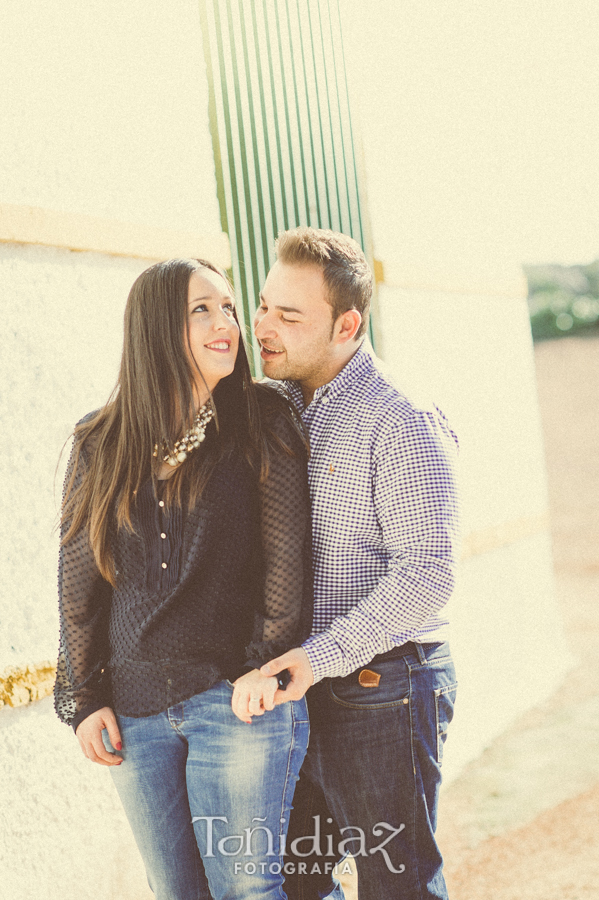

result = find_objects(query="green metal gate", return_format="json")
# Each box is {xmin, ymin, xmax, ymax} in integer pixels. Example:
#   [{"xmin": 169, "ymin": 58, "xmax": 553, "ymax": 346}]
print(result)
[{"xmin": 200, "ymin": 0, "xmax": 371, "ymax": 368}]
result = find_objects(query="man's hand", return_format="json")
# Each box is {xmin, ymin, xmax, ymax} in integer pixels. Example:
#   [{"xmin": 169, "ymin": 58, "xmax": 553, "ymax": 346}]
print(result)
[
  {"xmin": 75, "ymin": 707, "xmax": 123, "ymax": 766},
  {"xmin": 231, "ymin": 669, "xmax": 278, "ymax": 724},
  {"xmin": 260, "ymin": 648, "xmax": 314, "ymax": 704}
]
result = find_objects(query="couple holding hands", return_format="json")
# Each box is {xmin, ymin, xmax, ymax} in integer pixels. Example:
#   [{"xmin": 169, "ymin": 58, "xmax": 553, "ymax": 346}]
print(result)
[{"xmin": 55, "ymin": 227, "xmax": 459, "ymax": 900}]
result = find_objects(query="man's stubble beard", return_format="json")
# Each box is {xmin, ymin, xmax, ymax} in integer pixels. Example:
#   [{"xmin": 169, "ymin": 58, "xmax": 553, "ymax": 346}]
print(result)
[{"xmin": 264, "ymin": 347, "xmax": 332, "ymax": 386}]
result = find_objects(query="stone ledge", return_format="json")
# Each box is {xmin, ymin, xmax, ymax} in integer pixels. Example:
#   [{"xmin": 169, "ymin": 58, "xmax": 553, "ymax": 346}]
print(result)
[
  {"xmin": 0, "ymin": 202, "xmax": 231, "ymax": 266},
  {"xmin": 0, "ymin": 661, "xmax": 56, "ymax": 709}
]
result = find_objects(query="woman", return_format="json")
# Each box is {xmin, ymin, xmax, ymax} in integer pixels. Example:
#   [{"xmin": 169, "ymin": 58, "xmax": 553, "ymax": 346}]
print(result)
[{"xmin": 54, "ymin": 258, "xmax": 312, "ymax": 900}]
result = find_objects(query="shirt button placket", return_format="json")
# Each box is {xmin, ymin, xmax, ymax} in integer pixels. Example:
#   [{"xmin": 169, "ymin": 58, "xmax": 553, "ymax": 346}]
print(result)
[{"xmin": 158, "ymin": 499, "xmax": 167, "ymax": 581}]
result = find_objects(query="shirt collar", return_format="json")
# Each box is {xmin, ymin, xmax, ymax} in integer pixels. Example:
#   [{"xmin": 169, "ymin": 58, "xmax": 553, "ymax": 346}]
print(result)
[{"xmin": 284, "ymin": 341, "xmax": 374, "ymax": 412}]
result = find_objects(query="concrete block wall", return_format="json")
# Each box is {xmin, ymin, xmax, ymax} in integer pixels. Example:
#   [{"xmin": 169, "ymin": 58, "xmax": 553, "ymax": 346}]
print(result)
[
  {"xmin": 0, "ymin": 2, "xmax": 225, "ymax": 897},
  {"xmin": 0, "ymin": 697, "xmax": 152, "ymax": 900},
  {"xmin": 0, "ymin": 243, "xmax": 192, "ymax": 900},
  {"xmin": 376, "ymin": 283, "xmax": 571, "ymax": 779}
]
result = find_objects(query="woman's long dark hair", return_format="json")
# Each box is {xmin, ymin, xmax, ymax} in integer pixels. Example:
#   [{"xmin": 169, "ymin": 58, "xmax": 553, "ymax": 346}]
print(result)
[{"xmin": 61, "ymin": 258, "xmax": 303, "ymax": 585}]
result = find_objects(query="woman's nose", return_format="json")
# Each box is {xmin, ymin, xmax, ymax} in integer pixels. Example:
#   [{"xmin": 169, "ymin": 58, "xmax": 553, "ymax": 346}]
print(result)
[{"xmin": 214, "ymin": 309, "xmax": 232, "ymax": 330}]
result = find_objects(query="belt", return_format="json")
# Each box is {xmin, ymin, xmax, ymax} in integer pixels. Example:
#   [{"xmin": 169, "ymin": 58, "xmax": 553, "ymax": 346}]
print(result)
[{"xmin": 368, "ymin": 641, "xmax": 435, "ymax": 665}]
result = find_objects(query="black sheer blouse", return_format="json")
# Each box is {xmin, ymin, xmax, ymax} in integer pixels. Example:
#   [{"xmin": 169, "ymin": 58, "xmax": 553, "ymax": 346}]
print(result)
[{"xmin": 54, "ymin": 403, "xmax": 313, "ymax": 732}]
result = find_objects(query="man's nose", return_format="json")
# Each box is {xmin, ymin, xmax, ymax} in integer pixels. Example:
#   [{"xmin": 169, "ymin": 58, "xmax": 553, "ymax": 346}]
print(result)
[{"xmin": 254, "ymin": 310, "xmax": 275, "ymax": 339}]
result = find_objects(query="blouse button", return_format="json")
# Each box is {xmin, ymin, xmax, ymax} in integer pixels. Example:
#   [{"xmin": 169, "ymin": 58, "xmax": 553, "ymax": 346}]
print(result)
[
  {"xmin": 162, "ymin": 562, "xmax": 167, "ymax": 569},
  {"xmin": 161, "ymin": 533, "xmax": 166, "ymax": 539},
  {"xmin": 158, "ymin": 500, "xmax": 165, "ymax": 507}
]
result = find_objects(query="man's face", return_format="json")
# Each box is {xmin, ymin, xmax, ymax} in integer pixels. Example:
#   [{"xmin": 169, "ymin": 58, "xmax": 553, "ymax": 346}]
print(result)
[{"xmin": 254, "ymin": 261, "xmax": 336, "ymax": 385}]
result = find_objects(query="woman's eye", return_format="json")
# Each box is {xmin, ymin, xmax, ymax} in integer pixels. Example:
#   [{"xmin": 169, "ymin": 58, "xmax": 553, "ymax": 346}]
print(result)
[
  {"xmin": 224, "ymin": 303, "xmax": 235, "ymax": 312},
  {"xmin": 192, "ymin": 304, "xmax": 208, "ymax": 313}
]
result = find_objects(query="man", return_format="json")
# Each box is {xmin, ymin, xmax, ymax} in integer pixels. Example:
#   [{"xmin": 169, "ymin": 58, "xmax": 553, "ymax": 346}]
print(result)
[{"xmin": 254, "ymin": 227, "xmax": 459, "ymax": 900}]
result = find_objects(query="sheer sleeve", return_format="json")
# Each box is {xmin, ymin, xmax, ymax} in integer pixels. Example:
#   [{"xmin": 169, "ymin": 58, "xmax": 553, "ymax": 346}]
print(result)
[
  {"xmin": 245, "ymin": 403, "xmax": 313, "ymax": 666},
  {"xmin": 54, "ymin": 433, "xmax": 113, "ymax": 729}
]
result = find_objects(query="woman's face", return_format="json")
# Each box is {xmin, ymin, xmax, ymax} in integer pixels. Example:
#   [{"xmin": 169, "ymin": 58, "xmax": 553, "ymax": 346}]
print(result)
[{"xmin": 186, "ymin": 268, "xmax": 240, "ymax": 403}]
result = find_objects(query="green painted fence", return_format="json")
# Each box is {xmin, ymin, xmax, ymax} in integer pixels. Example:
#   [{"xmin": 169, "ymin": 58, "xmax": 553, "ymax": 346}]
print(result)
[{"xmin": 199, "ymin": 0, "xmax": 371, "ymax": 368}]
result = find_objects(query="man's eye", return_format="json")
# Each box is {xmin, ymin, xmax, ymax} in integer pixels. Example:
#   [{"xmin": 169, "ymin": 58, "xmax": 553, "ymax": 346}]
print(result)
[{"xmin": 281, "ymin": 317, "xmax": 298, "ymax": 324}]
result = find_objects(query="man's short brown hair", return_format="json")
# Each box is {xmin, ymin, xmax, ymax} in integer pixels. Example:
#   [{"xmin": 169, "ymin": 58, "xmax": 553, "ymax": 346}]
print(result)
[{"xmin": 274, "ymin": 227, "xmax": 373, "ymax": 340}]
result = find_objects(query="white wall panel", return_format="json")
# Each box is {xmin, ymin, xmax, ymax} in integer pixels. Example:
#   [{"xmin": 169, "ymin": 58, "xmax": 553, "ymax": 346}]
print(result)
[{"xmin": 377, "ymin": 284, "xmax": 572, "ymax": 778}]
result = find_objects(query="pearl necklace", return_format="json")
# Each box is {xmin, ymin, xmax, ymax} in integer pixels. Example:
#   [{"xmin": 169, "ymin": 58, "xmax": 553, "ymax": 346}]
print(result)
[{"xmin": 153, "ymin": 403, "xmax": 214, "ymax": 467}]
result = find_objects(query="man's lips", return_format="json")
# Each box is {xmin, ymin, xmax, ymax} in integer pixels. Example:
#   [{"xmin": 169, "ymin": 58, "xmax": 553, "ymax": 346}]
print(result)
[{"xmin": 258, "ymin": 342, "xmax": 284, "ymax": 359}]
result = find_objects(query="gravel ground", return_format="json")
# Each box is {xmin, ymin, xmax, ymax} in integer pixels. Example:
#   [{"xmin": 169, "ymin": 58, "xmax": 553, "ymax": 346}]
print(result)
[{"xmin": 437, "ymin": 332, "xmax": 599, "ymax": 900}]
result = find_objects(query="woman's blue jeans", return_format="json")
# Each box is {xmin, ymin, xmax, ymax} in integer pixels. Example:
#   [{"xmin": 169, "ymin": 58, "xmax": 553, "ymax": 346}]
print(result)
[{"xmin": 103, "ymin": 680, "xmax": 309, "ymax": 900}]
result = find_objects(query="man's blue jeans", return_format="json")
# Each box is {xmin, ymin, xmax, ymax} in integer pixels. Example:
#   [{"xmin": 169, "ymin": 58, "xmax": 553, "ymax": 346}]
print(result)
[
  {"xmin": 284, "ymin": 642, "xmax": 457, "ymax": 900},
  {"xmin": 103, "ymin": 680, "xmax": 309, "ymax": 900}
]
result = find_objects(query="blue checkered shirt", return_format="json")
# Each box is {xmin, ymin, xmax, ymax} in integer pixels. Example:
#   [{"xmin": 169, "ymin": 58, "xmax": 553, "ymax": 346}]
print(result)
[{"xmin": 283, "ymin": 342, "xmax": 460, "ymax": 682}]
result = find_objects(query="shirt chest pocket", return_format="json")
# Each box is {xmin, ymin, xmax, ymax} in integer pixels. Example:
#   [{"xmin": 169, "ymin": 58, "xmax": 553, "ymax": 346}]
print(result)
[{"xmin": 311, "ymin": 457, "xmax": 375, "ymax": 510}]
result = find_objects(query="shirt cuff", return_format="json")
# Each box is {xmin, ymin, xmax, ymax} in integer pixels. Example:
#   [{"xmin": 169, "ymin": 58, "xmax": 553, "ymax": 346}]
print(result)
[
  {"xmin": 71, "ymin": 700, "xmax": 109, "ymax": 735},
  {"xmin": 302, "ymin": 632, "xmax": 345, "ymax": 682}
]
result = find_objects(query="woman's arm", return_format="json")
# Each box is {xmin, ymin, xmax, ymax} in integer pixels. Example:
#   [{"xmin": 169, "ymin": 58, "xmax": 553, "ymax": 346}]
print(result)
[
  {"xmin": 232, "ymin": 399, "xmax": 313, "ymax": 721},
  {"xmin": 54, "ymin": 434, "xmax": 116, "ymax": 745}
]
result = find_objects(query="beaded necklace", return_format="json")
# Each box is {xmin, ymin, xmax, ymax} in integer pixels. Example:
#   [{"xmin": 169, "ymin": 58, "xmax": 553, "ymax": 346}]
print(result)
[{"xmin": 153, "ymin": 402, "xmax": 214, "ymax": 467}]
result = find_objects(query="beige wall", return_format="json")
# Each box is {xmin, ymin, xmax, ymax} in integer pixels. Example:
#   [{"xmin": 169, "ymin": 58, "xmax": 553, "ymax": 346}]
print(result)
[
  {"xmin": 0, "ymin": 4, "xmax": 227, "ymax": 895},
  {"xmin": 376, "ymin": 282, "xmax": 571, "ymax": 778},
  {"xmin": 0, "ymin": 0, "xmax": 220, "ymax": 234}
]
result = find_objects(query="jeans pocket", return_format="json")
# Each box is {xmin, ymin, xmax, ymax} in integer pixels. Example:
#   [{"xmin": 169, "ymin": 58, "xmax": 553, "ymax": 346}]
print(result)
[
  {"xmin": 327, "ymin": 659, "xmax": 410, "ymax": 709},
  {"xmin": 434, "ymin": 681, "xmax": 457, "ymax": 764}
]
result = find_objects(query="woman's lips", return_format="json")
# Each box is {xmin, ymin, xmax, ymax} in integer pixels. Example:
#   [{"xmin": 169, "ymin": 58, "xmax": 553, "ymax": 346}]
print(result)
[{"xmin": 205, "ymin": 340, "xmax": 231, "ymax": 352}]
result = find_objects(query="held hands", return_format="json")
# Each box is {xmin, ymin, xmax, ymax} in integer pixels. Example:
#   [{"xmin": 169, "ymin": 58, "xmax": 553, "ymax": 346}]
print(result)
[
  {"xmin": 75, "ymin": 707, "xmax": 123, "ymax": 766},
  {"xmin": 260, "ymin": 648, "xmax": 314, "ymax": 703},
  {"xmin": 231, "ymin": 669, "xmax": 279, "ymax": 723},
  {"xmin": 231, "ymin": 649, "xmax": 315, "ymax": 721}
]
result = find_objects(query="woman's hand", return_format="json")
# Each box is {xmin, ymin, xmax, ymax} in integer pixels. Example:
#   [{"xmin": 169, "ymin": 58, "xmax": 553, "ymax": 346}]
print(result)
[
  {"xmin": 75, "ymin": 707, "xmax": 123, "ymax": 766},
  {"xmin": 231, "ymin": 670, "xmax": 278, "ymax": 724}
]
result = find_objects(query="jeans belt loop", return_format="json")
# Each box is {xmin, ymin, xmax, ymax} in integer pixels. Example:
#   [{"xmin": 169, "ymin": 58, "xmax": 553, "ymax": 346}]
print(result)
[{"xmin": 414, "ymin": 642, "xmax": 427, "ymax": 665}]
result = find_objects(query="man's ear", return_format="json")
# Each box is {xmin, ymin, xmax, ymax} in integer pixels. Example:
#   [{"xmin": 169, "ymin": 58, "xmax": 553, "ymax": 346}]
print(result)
[{"xmin": 334, "ymin": 309, "xmax": 362, "ymax": 344}]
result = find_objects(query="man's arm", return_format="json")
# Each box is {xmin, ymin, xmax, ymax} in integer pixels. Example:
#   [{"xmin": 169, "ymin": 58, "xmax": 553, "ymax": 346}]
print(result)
[{"xmin": 262, "ymin": 409, "xmax": 459, "ymax": 695}]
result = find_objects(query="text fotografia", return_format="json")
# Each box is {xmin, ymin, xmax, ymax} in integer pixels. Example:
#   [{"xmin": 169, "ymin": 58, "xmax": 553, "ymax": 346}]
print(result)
[
  {"xmin": 235, "ymin": 860, "xmax": 352, "ymax": 877},
  {"xmin": 191, "ymin": 815, "xmax": 406, "ymax": 874}
]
